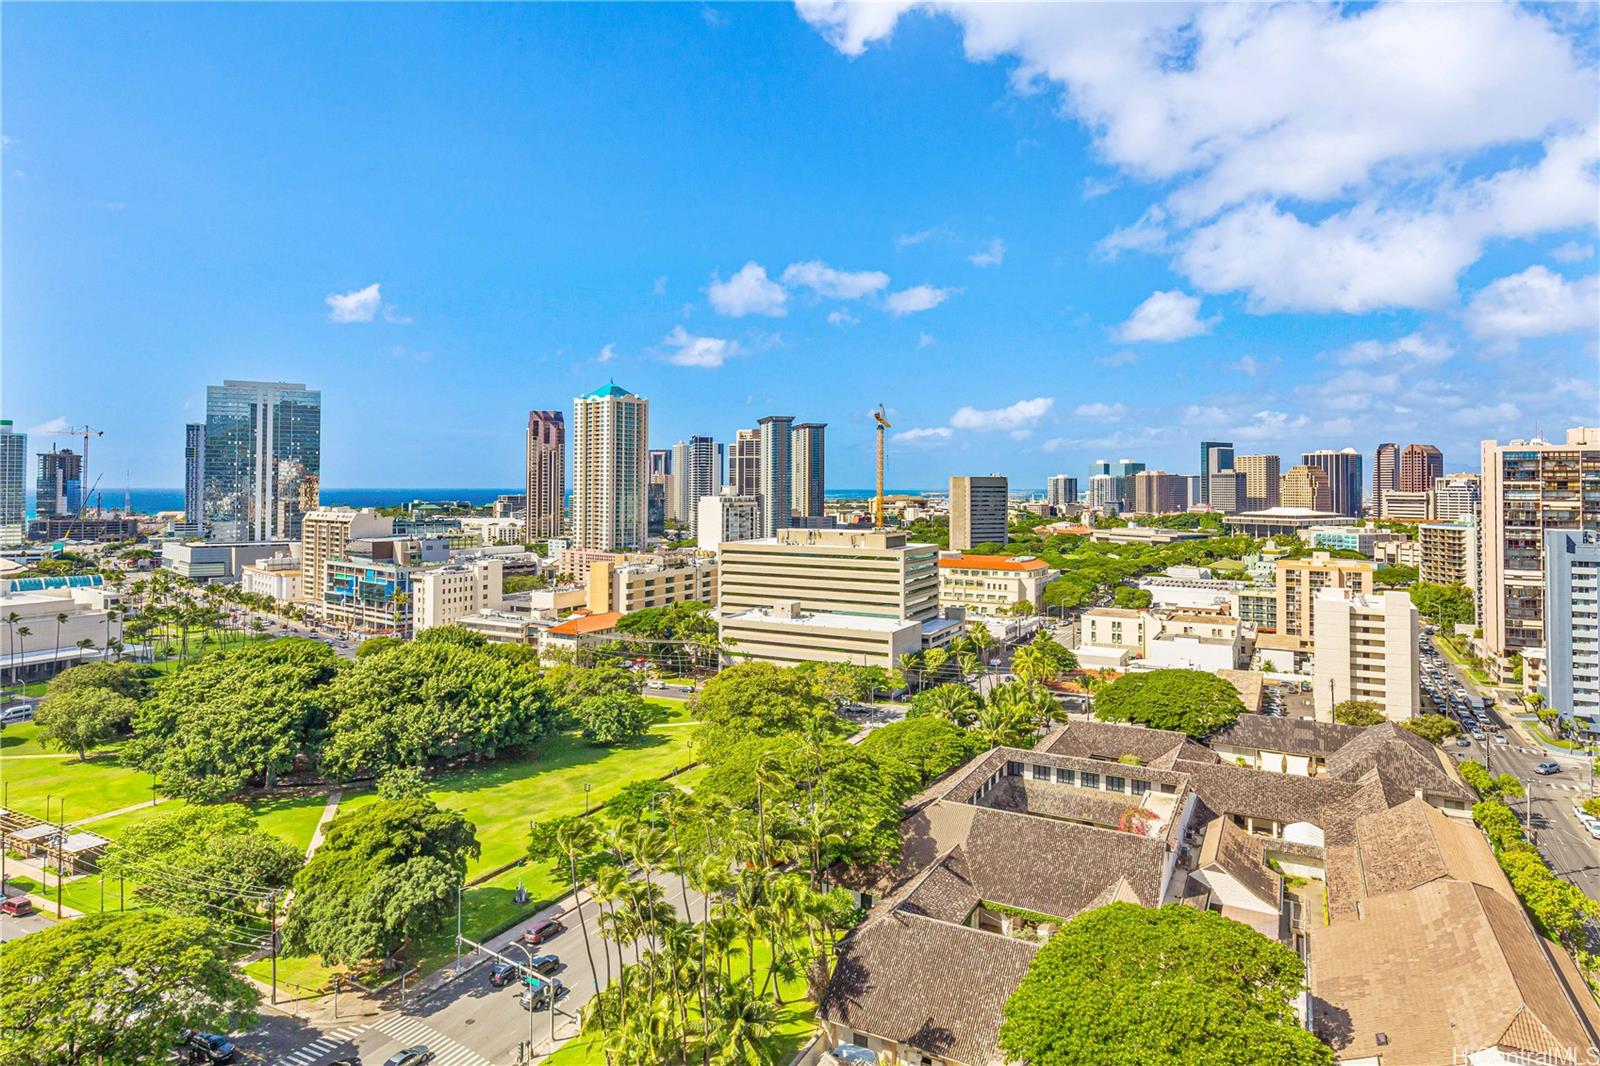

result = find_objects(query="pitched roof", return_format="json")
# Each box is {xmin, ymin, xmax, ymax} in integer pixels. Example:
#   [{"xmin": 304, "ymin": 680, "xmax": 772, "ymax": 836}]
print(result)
[
  {"xmin": 819, "ymin": 910, "xmax": 1038, "ymax": 1066},
  {"xmin": 1196, "ymin": 814, "xmax": 1280, "ymax": 909},
  {"xmin": 1310, "ymin": 880, "xmax": 1600, "ymax": 1065},
  {"xmin": 1211, "ymin": 714, "xmax": 1366, "ymax": 758},
  {"xmin": 1323, "ymin": 722, "xmax": 1473, "ymax": 803},
  {"xmin": 545, "ymin": 610, "xmax": 622, "ymax": 636},
  {"xmin": 1324, "ymin": 797, "xmax": 1512, "ymax": 921},
  {"xmin": 579, "ymin": 380, "xmax": 634, "ymax": 399},
  {"xmin": 1037, "ymin": 720, "xmax": 1214, "ymax": 769},
  {"xmin": 1176, "ymin": 758, "xmax": 1362, "ymax": 828},
  {"xmin": 938, "ymin": 554, "xmax": 1049, "ymax": 572},
  {"xmin": 979, "ymin": 776, "xmax": 1136, "ymax": 829}
]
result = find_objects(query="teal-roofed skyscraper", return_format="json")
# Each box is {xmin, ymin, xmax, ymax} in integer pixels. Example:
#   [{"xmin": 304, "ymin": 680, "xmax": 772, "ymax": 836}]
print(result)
[{"xmin": 573, "ymin": 381, "xmax": 648, "ymax": 551}]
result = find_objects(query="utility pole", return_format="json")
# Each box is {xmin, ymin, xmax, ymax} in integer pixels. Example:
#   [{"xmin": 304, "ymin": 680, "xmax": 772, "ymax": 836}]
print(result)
[
  {"xmin": 55, "ymin": 802, "xmax": 64, "ymax": 919},
  {"xmin": 455, "ymin": 885, "xmax": 463, "ymax": 975},
  {"xmin": 269, "ymin": 893, "xmax": 278, "ymax": 1005}
]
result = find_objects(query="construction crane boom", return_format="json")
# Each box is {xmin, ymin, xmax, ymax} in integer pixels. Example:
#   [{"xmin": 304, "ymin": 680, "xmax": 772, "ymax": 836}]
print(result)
[
  {"xmin": 873, "ymin": 405, "xmax": 891, "ymax": 530},
  {"xmin": 61, "ymin": 425, "xmax": 104, "ymax": 516}
]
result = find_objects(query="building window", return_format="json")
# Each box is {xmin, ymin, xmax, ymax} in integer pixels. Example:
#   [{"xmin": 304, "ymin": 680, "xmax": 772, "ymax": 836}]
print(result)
[
  {"xmin": 1106, "ymin": 776, "xmax": 1126, "ymax": 793},
  {"xmin": 1130, "ymin": 779, "xmax": 1149, "ymax": 796},
  {"xmin": 1006, "ymin": 760, "xmax": 1023, "ymax": 776},
  {"xmin": 1055, "ymin": 767, "xmax": 1075, "ymax": 785},
  {"xmin": 1080, "ymin": 772, "xmax": 1100, "ymax": 789},
  {"xmin": 1032, "ymin": 764, "xmax": 1050, "ymax": 781}
]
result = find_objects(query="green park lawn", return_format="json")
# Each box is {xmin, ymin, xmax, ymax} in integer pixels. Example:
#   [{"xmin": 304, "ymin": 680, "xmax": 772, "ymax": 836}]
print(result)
[
  {"xmin": 542, "ymin": 936, "xmax": 819, "ymax": 1065},
  {"xmin": 0, "ymin": 748, "xmax": 161, "ymax": 825},
  {"xmin": 0, "ymin": 721, "xmax": 125, "ymax": 758}
]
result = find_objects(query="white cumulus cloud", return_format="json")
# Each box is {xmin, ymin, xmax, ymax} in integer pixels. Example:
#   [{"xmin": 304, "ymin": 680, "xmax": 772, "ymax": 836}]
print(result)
[
  {"xmin": 597, "ymin": 343, "xmax": 616, "ymax": 364},
  {"xmin": 325, "ymin": 282, "xmax": 383, "ymax": 323},
  {"xmin": 708, "ymin": 262, "xmax": 787, "ymax": 317},
  {"xmin": 950, "ymin": 396, "xmax": 1054, "ymax": 438},
  {"xmin": 826, "ymin": 309, "xmax": 859, "ymax": 327},
  {"xmin": 1467, "ymin": 266, "xmax": 1599, "ymax": 343},
  {"xmin": 781, "ymin": 260, "xmax": 891, "ymax": 300},
  {"xmin": 968, "ymin": 238, "xmax": 1005, "ymax": 267},
  {"xmin": 1117, "ymin": 290, "xmax": 1217, "ymax": 343},
  {"xmin": 28, "ymin": 416, "xmax": 72, "ymax": 436},
  {"xmin": 885, "ymin": 284, "xmax": 956, "ymax": 316},
  {"xmin": 894, "ymin": 426, "xmax": 954, "ymax": 445},
  {"xmin": 663, "ymin": 325, "xmax": 742, "ymax": 368}
]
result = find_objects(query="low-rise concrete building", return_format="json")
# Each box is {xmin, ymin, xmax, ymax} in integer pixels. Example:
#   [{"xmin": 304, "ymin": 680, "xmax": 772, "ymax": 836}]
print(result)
[
  {"xmin": 239, "ymin": 553, "xmax": 302, "ymax": 603},
  {"xmin": 936, "ymin": 554, "xmax": 1051, "ymax": 616},
  {"xmin": 161, "ymin": 540, "xmax": 288, "ymax": 583},
  {"xmin": 412, "ymin": 557, "xmax": 505, "ymax": 633},
  {"xmin": 587, "ymin": 556, "xmax": 716, "ymax": 614},
  {"xmin": 719, "ymin": 600, "xmax": 928, "ymax": 669},
  {"xmin": 0, "ymin": 581, "xmax": 126, "ymax": 680},
  {"xmin": 541, "ymin": 611, "xmax": 622, "ymax": 660}
]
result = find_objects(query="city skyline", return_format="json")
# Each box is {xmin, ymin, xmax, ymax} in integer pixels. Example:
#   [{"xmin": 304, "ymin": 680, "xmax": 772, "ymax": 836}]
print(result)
[{"xmin": 5, "ymin": 3, "xmax": 1597, "ymax": 490}]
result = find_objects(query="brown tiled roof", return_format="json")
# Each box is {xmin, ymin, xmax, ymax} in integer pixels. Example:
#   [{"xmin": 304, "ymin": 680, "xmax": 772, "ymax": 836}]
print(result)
[
  {"xmin": 1196, "ymin": 814, "xmax": 1280, "ymax": 908},
  {"xmin": 1036, "ymin": 719, "xmax": 1215, "ymax": 769},
  {"xmin": 938, "ymin": 554, "xmax": 1049, "ymax": 572},
  {"xmin": 1310, "ymin": 880, "xmax": 1600, "ymax": 1065},
  {"xmin": 1210, "ymin": 714, "xmax": 1366, "ymax": 758},
  {"xmin": 1340, "ymin": 798, "xmax": 1511, "ymax": 909},
  {"xmin": 959, "ymin": 806, "xmax": 1168, "ymax": 914},
  {"xmin": 895, "ymin": 849, "xmax": 980, "ymax": 925},
  {"xmin": 1324, "ymin": 722, "xmax": 1474, "ymax": 803},
  {"xmin": 819, "ymin": 911, "xmax": 1038, "ymax": 1066},
  {"xmin": 979, "ymin": 776, "xmax": 1139, "ymax": 828},
  {"xmin": 1175, "ymin": 758, "xmax": 1362, "ymax": 828}
]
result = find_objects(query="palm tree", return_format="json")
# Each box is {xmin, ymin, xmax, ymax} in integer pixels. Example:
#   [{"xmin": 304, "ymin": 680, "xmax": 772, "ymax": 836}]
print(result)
[
  {"xmin": 3, "ymin": 610, "xmax": 18, "ymax": 691},
  {"xmin": 896, "ymin": 651, "xmax": 924, "ymax": 693},
  {"xmin": 75, "ymin": 638, "xmax": 95, "ymax": 666},
  {"xmin": 12, "ymin": 624, "xmax": 29, "ymax": 688},
  {"xmin": 706, "ymin": 978, "xmax": 779, "ymax": 1066},
  {"xmin": 53, "ymin": 611, "xmax": 68, "ymax": 676}
]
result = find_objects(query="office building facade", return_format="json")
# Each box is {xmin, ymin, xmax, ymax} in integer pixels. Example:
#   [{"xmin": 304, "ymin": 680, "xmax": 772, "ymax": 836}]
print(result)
[
  {"xmin": 35, "ymin": 448, "xmax": 83, "ymax": 518},
  {"xmin": 525, "ymin": 410, "xmax": 566, "ymax": 540},
  {"xmin": 1089, "ymin": 458, "xmax": 1145, "ymax": 511},
  {"xmin": 1301, "ymin": 449, "xmax": 1363, "ymax": 517},
  {"xmin": 1131, "ymin": 471, "xmax": 1187, "ymax": 515},
  {"xmin": 573, "ymin": 382, "xmax": 649, "ymax": 552},
  {"xmin": 1545, "ymin": 529, "xmax": 1599, "ymax": 735},
  {"xmin": 412, "ymin": 557, "xmax": 505, "ymax": 633},
  {"xmin": 1234, "ymin": 454, "xmax": 1281, "ymax": 511},
  {"xmin": 1372, "ymin": 443, "xmax": 1399, "ymax": 516},
  {"xmin": 184, "ymin": 423, "xmax": 206, "ymax": 528},
  {"xmin": 1431, "ymin": 473, "xmax": 1481, "ymax": 523},
  {"xmin": 950, "ymin": 475, "xmax": 1009, "ymax": 550},
  {"xmin": 790, "ymin": 422, "xmax": 826, "ymax": 519},
  {"xmin": 1199, "ymin": 441, "xmax": 1234, "ymax": 507},
  {"xmin": 1399, "ymin": 444, "xmax": 1444, "ymax": 493},
  {"xmin": 203, "ymin": 380, "xmax": 322, "ymax": 542},
  {"xmin": 756, "ymin": 416, "xmax": 794, "ymax": 538},
  {"xmin": 0, "ymin": 421, "xmax": 24, "ymax": 548},
  {"xmin": 1281, "ymin": 465, "xmax": 1333, "ymax": 512},
  {"xmin": 1046, "ymin": 475, "xmax": 1079, "ymax": 507},
  {"xmin": 1480, "ymin": 428, "xmax": 1600, "ymax": 659},
  {"xmin": 1207, "ymin": 470, "xmax": 1247, "ymax": 515},
  {"xmin": 300, "ymin": 507, "xmax": 394, "ymax": 609}
]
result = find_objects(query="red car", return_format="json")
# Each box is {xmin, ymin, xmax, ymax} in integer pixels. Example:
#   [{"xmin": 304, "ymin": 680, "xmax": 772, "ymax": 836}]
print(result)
[
  {"xmin": 519, "ymin": 918, "xmax": 565, "ymax": 946},
  {"xmin": 1, "ymin": 896, "xmax": 35, "ymax": 916}
]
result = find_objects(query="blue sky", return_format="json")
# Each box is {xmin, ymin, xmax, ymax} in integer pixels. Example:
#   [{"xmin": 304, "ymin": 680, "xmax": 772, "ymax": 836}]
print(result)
[{"xmin": 4, "ymin": 2, "xmax": 1597, "ymax": 490}]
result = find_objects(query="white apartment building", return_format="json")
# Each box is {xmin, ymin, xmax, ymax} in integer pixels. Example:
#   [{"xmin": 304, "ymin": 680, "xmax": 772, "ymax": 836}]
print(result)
[
  {"xmin": 1544, "ymin": 529, "xmax": 1599, "ymax": 736},
  {"xmin": 1430, "ymin": 473, "xmax": 1481, "ymax": 523},
  {"xmin": 239, "ymin": 553, "xmax": 302, "ymax": 602},
  {"xmin": 937, "ymin": 554, "xmax": 1051, "ymax": 616},
  {"xmin": 300, "ymin": 507, "xmax": 393, "ymax": 607},
  {"xmin": 1379, "ymin": 490, "xmax": 1432, "ymax": 521},
  {"xmin": 586, "ymin": 556, "xmax": 716, "ymax": 614},
  {"xmin": 412, "ymin": 557, "xmax": 505, "ymax": 633},
  {"xmin": 1419, "ymin": 520, "xmax": 1479, "ymax": 601},
  {"xmin": 1311, "ymin": 589, "xmax": 1419, "ymax": 722},
  {"xmin": 572, "ymin": 382, "xmax": 649, "ymax": 551},
  {"xmin": 1141, "ymin": 610, "xmax": 1243, "ymax": 673},
  {"xmin": 697, "ymin": 491, "xmax": 761, "ymax": 551}
]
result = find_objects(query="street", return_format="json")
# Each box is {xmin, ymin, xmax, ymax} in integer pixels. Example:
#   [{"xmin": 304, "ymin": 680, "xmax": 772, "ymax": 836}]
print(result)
[{"xmin": 239, "ymin": 879, "xmax": 706, "ymax": 1066}]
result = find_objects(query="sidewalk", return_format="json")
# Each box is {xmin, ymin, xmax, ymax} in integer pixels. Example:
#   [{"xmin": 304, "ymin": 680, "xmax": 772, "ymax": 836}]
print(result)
[{"xmin": 69, "ymin": 797, "xmax": 163, "ymax": 828}]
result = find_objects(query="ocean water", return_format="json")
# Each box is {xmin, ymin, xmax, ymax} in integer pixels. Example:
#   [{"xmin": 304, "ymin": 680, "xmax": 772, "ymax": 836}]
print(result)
[{"xmin": 85, "ymin": 487, "xmax": 942, "ymax": 516}]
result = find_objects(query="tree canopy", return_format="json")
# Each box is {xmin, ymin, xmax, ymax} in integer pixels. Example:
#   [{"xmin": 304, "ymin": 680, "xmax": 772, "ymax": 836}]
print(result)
[
  {"xmin": 282, "ymin": 797, "xmax": 479, "ymax": 965},
  {"xmin": 34, "ymin": 684, "xmax": 137, "ymax": 760},
  {"xmin": 998, "ymin": 903, "xmax": 1330, "ymax": 1066},
  {"xmin": 1410, "ymin": 581, "xmax": 1474, "ymax": 628},
  {"xmin": 1331, "ymin": 700, "xmax": 1386, "ymax": 726},
  {"xmin": 1399, "ymin": 714, "xmax": 1459, "ymax": 744},
  {"xmin": 1092, "ymin": 669, "xmax": 1244, "ymax": 738},
  {"xmin": 690, "ymin": 662, "xmax": 848, "ymax": 760},
  {"xmin": 0, "ymin": 912, "xmax": 259, "ymax": 1066},
  {"xmin": 858, "ymin": 715, "xmax": 982, "ymax": 786},
  {"xmin": 576, "ymin": 691, "xmax": 656, "ymax": 745}
]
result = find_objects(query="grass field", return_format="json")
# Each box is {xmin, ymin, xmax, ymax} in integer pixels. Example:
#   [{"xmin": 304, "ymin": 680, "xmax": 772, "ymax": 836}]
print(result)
[
  {"xmin": 0, "ymin": 748, "xmax": 161, "ymax": 824},
  {"xmin": 0, "ymin": 721, "xmax": 127, "ymax": 758},
  {"xmin": 542, "ymin": 936, "xmax": 819, "ymax": 1065}
]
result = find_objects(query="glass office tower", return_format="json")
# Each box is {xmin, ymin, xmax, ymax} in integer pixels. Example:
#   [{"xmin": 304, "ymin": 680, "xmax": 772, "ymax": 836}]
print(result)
[{"xmin": 203, "ymin": 380, "xmax": 321, "ymax": 542}]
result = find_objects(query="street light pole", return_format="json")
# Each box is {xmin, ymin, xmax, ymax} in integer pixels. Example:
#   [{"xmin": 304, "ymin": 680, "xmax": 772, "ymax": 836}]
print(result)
[{"xmin": 455, "ymin": 884, "xmax": 463, "ymax": 976}]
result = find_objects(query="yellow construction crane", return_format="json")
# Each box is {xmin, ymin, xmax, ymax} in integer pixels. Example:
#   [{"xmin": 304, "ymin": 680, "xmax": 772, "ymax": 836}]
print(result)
[{"xmin": 873, "ymin": 405, "xmax": 891, "ymax": 529}]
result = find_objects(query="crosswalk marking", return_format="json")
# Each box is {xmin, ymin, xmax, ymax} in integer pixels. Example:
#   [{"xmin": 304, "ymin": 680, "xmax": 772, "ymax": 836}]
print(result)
[
  {"xmin": 272, "ymin": 1026, "xmax": 365, "ymax": 1065},
  {"xmin": 371, "ymin": 1013, "xmax": 493, "ymax": 1066}
]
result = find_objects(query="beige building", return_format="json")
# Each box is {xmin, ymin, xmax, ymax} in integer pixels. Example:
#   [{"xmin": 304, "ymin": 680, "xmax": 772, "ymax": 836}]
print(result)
[
  {"xmin": 412, "ymin": 557, "xmax": 505, "ymax": 633},
  {"xmin": 1258, "ymin": 552, "xmax": 1375, "ymax": 662},
  {"xmin": 1419, "ymin": 520, "xmax": 1478, "ymax": 595},
  {"xmin": 572, "ymin": 382, "xmax": 648, "ymax": 551},
  {"xmin": 718, "ymin": 527, "xmax": 940, "ymax": 620},
  {"xmin": 239, "ymin": 553, "xmax": 302, "ymax": 603},
  {"xmin": 457, "ymin": 516, "xmax": 525, "ymax": 545},
  {"xmin": 1380, "ymin": 489, "xmax": 1431, "ymax": 521},
  {"xmin": 541, "ymin": 611, "xmax": 622, "ymax": 660},
  {"xmin": 1279, "ymin": 464, "xmax": 1332, "ymax": 511},
  {"xmin": 1130, "ymin": 471, "xmax": 1187, "ymax": 515},
  {"xmin": 299, "ymin": 507, "xmax": 392, "ymax": 606},
  {"xmin": 525, "ymin": 409, "xmax": 565, "ymax": 540},
  {"xmin": 1479, "ymin": 427, "xmax": 1600, "ymax": 659},
  {"xmin": 937, "ymin": 554, "xmax": 1051, "ymax": 616},
  {"xmin": 696, "ymin": 491, "xmax": 760, "ymax": 551},
  {"xmin": 1311, "ymin": 589, "xmax": 1419, "ymax": 721},
  {"xmin": 586, "ymin": 556, "xmax": 716, "ymax": 614},
  {"xmin": 949, "ymin": 475, "xmax": 1008, "ymax": 551},
  {"xmin": 1206, "ymin": 470, "xmax": 1247, "ymax": 515},
  {"xmin": 1234, "ymin": 454, "xmax": 1281, "ymax": 511},
  {"xmin": 718, "ymin": 601, "xmax": 925, "ymax": 669},
  {"xmin": 1429, "ymin": 472, "xmax": 1480, "ymax": 522}
]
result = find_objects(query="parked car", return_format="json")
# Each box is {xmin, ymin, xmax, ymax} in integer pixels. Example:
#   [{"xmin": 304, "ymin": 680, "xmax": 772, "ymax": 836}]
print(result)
[
  {"xmin": 488, "ymin": 961, "xmax": 517, "ymax": 987},
  {"xmin": 520, "ymin": 918, "xmax": 565, "ymax": 945},
  {"xmin": 1572, "ymin": 804, "xmax": 1595, "ymax": 826},
  {"xmin": 180, "ymin": 1031, "xmax": 237, "ymax": 1064},
  {"xmin": 1455, "ymin": 736, "xmax": 1472, "ymax": 747},
  {"xmin": 1535, "ymin": 761, "xmax": 1561, "ymax": 775},
  {"xmin": 1588, "ymin": 822, "xmax": 1600, "ymax": 841},
  {"xmin": 382, "ymin": 1048, "xmax": 434, "ymax": 1066},
  {"xmin": 0, "ymin": 896, "xmax": 34, "ymax": 916},
  {"xmin": 645, "ymin": 680, "xmax": 665, "ymax": 690},
  {"xmin": 0, "ymin": 704, "xmax": 34, "ymax": 725}
]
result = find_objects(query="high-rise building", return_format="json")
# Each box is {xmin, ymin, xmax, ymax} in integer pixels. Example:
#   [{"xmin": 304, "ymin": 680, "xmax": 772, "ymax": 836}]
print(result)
[
  {"xmin": 1372, "ymin": 443, "xmax": 1400, "ymax": 516},
  {"xmin": 1399, "ymin": 444, "xmax": 1444, "ymax": 493},
  {"xmin": 1381, "ymin": 491, "xmax": 1432, "ymax": 521},
  {"xmin": 1046, "ymin": 475, "xmax": 1078, "ymax": 507},
  {"xmin": 1234, "ymin": 454, "xmax": 1280, "ymax": 511},
  {"xmin": 668, "ymin": 441, "xmax": 693, "ymax": 526},
  {"xmin": 790, "ymin": 423, "xmax": 826, "ymax": 519},
  {"xmin": 1207, "ymin": 471, "xmax": 1247, "ymax": 515},
  {"xmin": 1301, "ymin": 449, "xmax": 1363, "ymax": 517},
  {"xmin": 1419, "ymin": 521, "xmax": 1480, "ymax": 621},
  {"xmin": 697, "ymin": 490, "xmax": 761, "ymax": 551},
  {"xmin": 682, "ymin": 435, "xmax": 724, "ymax": 535},
  {"xmin": 1089, "ymin": 458, "xmax": 1145, "ymax": 510},
  {"xmin": 647, "ymin": 448, "xmax": 671, "ymax": 538},
  {"xmin": 1088, "ymin": 474, "xmax": 1120, "ymax": 513},
  {"xmin": 203, "ymin": 380, "xmax": 322, "ymax": 542},
  {"xmin": 1312, "ymin": 589, "xmax": 1419, "ymax": 722},
  {"xmin": 1131, "ymin": 471, "xmax": 1187, "ymax": 515},
  {"xmin": 950, "ymin": 475, "xmax": 1008, "ymax": 550},
  {"xmin": 300, "ymin": 506, "xmax": 394, "ymax": 610},
  {"xmin": 573, "ymin": 381, "xmax": 649, "ymax": 551},
  {"xmin": 1259, "ymin": 552, "xmax": 1376, "ymax": 661},
  {"xmin": 1281, "ymin": 464, "xmax": 1333, "ymax": 511},
  {"xmin": 756, "ymin": 416, "xmax": 794, "ymax": 538},
  {"xmin": 35, "ymin": 448, "xmax": 83, "ymax": 519},
  {"xmin": 184, "ymin": 423, "xmax": 206, "ymax": 528},
  {"xmin": 0, "ymin": 421, "xmax": 25, "ymax": 548},
  {"xmin": 524, "ymin": 410, "xmax": 565, "ymax": 541},
  {"xmin": 1479, "ymin": 428, "xmax": 1600, "ymax": 658},
  {"xmin": 1430, "ymin": 473, "xmax": 1481, "ymax": 523},
  {"xmin": 728, "ymin": 429, "xmax": 760, "ymax": 497},
  {"xmin": 1545, "ymin": 529, "xmax": 1600, "ymax": 735},
  {"xmin": 1199, "ymin": 441, "xmax": 1234, "ymax": 507}
]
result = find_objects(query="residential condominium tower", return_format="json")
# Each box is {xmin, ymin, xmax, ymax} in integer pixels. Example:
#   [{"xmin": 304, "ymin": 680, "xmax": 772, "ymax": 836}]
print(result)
[
  {"xmin": 184, "ymin": 423, "xmax": 206, "ymax": 528},
  {"xmin": 681, "ymin": 435, "xmax": 724, "ymax": 535},
  {"xmin": 203, "ymin": 380, "xmax": 322, "ymax": 542},
  {"xmin": 757, "ymin": 415, "xmax": 794, "ymax": 538},
  {"xmin": 790, "ymin": 422, "xmax": 826, "ymax": 519},
  {"xmin": 728, "ymin": 429, "xmax": 760, "ymax": 497},
  {"xmin": 950, "ymin": 475, "xmax": 1008, "ymax": 550},
  {"xmin": 0, "ymin": 421, "xmax": 24, "ymax": 548},
  {"xmin": 573, "ymin": 382, "xmax": 649, "ymax": 551},
  {"xmin": 1479, "ymin": 428, "xmax": 1600, "ymax": 659},
  {"xmin": 1544, "ymin": 529, "xmax": 1600, "ymax": 736},
  {"xmin": 1046, "ymin": 475, "xmax": 1079, "ymax": 507},
  {"xmin": 524, "ymin": 410, "xmax": 566, "ymax": 540},
  {"xmin": 1301, "ymin": 448, "xmax": 1363, "ymax": 517}
]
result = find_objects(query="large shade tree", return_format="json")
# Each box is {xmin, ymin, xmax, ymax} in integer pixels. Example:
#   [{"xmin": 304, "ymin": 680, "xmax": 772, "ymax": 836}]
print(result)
[{"xmin": 1092, "ymin": 669, "xmax": 1244, "ymax": 738}]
